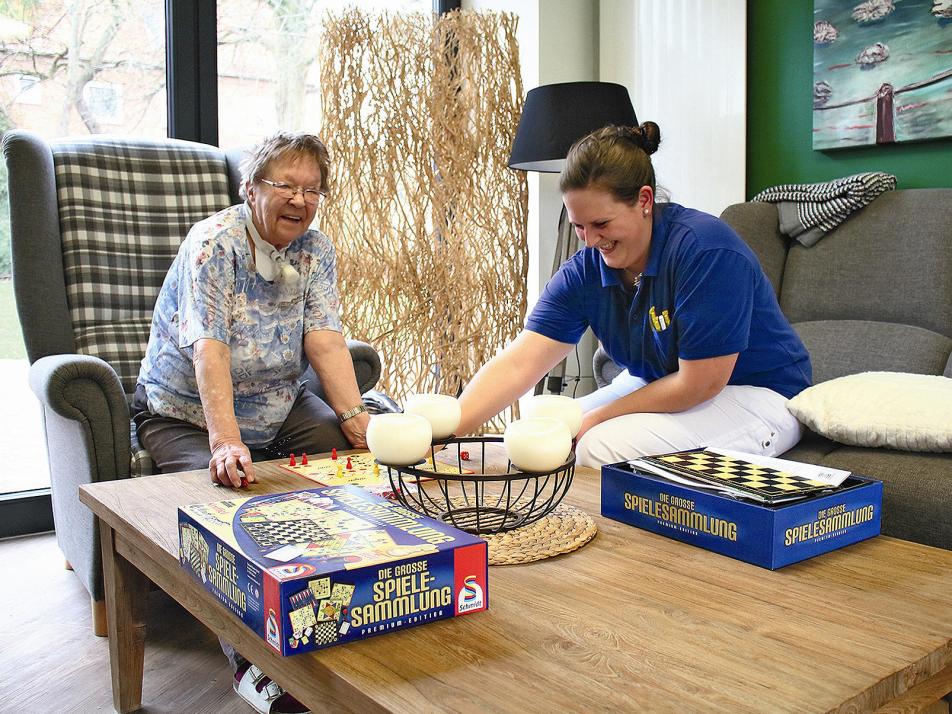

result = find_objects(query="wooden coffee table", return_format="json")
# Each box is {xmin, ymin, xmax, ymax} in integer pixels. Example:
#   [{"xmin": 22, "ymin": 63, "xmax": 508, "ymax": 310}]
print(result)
[{"xmin": 81, "ymin": 458, "xmax": 952, "ymax": 713}]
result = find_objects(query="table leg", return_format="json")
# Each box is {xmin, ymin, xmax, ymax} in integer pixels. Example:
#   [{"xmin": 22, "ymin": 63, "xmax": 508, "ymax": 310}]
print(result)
[{"xmin": 99, "ymin": 519, "xmax": 149, "ymax": 713}]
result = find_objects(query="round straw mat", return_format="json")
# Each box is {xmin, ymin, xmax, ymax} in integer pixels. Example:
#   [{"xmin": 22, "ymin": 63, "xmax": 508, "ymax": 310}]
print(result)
[{"xmin": 481, "ymin": 504, "xmax": 598, "ymax": 565}]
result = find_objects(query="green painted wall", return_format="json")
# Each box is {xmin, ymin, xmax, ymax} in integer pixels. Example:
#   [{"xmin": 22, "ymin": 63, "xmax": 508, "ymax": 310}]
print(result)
[{"xmin": 747, "ymin": 0, "xmax": 952, "ymax": 198}]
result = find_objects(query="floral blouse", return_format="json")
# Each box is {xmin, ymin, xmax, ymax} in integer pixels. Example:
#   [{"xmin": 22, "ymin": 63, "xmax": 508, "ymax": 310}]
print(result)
[{"xmin": 137, "ymin": 203, "xmax": 341, "ymax": 445}]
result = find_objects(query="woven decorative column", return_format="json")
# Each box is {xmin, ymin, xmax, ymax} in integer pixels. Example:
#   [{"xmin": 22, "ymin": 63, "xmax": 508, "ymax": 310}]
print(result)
[{"xmin": 320, "ymin": 9, "xmax": 528, "ymax": 431}]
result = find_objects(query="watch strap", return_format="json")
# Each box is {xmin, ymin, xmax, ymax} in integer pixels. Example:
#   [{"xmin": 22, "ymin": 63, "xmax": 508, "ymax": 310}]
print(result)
[{"xmin": 339, "ymin": 404, "xmax": 367, "ymax": 423}]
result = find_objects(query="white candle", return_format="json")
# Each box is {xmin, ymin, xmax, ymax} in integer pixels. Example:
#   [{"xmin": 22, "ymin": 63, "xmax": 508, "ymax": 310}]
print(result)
[
  {"xmin": 404, "ymin": 393, "xmax": 461, "ymax": 440},
  {"xmin": 503, "ymin": 417, "xmax": 572, "ymax": 473},
  {"xmin": 522, "ymin": 394, "xmax": 583, "ymax": 438},
  {"xmin": 367, "ymin": 413, "xmax": 433, "ymax": 466}
]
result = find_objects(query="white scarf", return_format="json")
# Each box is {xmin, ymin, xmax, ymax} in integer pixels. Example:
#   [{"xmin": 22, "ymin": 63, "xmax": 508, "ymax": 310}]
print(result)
[{"xmin": 243, "ymin": 204, "xmax": 300, "ymax": 283}]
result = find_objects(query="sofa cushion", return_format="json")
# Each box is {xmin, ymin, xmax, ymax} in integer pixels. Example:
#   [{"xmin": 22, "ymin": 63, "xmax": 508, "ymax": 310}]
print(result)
[
  {"xmin": 788, "ymin": 372, "xmax": 952, "ymax": 451},
  {"xmin": 719, "ymin": 202, "xmax": 789, "ymax": 298},
  {"xmin": 816, "ymin": 446, "xmax": 952, "ymax": 550},
  {"xmin": 793, "ymin": 320, "xmax": 952, "ymax": 384},
  {"xmin": 779, "ymin": 189, "xmax": 952, "ymax": 340}
]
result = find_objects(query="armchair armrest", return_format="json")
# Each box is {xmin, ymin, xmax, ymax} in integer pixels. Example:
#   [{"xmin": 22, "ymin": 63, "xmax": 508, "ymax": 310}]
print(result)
[
  {"xmin": 346, "ymin": 339, "xmax": 382, "ymax": 395},
  {"xmin": 29, "ymin": 353, "xmax": 132, "ymax": 604},
  {"xmin": 29, "ymin": 354, "xmax": 132, "ymax": 483},
  {"xmin": 303, "ymin": 339, "xmax": 382, "ymax": 402}
]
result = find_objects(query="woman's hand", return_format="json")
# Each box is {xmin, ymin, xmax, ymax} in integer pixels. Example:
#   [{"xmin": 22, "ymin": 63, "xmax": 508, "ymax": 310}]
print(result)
[
  {"xmin": 341, "ymin": 411, "xmax": 370, "ymax": 449},
  {"xmin": 209, "ymin": 437, "xmax": 255, "ymax": 487},
  {"xmin": 575, "ymin": 408, "xmax": 605, "ymax": 444}
]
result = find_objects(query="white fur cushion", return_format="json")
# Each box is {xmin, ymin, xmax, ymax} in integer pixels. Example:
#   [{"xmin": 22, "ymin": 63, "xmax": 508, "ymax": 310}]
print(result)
[{"xmin": 788, "ymin": 372, "xmax": 952, "ymax": 452}]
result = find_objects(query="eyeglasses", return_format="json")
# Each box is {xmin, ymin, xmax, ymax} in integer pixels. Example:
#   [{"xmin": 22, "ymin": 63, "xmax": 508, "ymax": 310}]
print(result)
[{"xmin": 259, "ymin": 178, "xmax": 322, "ymax": 205}]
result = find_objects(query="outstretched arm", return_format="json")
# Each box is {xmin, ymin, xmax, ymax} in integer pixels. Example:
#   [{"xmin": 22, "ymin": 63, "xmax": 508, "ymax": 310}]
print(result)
[
  {"xmin": 457, "ymin": 330, "xmax": 575, "ymax": 435},
  {"xmin": 576, "ymin": 352, "xmax": 738, "ymax": 441}
]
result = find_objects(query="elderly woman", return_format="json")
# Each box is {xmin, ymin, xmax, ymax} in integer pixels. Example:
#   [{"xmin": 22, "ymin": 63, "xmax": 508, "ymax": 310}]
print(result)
[
  {"xmin": 134, "ymin": 131, "xmax": 367, "ymax": 712},
  {"xmin": 134, "ymin": 131, "xmax": 370, "ymax": 490}
]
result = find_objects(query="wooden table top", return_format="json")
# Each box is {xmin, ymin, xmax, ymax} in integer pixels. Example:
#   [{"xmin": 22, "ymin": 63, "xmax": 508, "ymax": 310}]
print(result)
[{"xmin": 82, "ymin": 458, "xmax": 952, "ymax": 713}]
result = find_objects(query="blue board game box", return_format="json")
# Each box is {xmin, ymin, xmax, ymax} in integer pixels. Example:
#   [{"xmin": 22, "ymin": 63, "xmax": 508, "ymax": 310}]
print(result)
[
  {"xmin": 601, "ymin": 460, "xmax": 882, "ymax": 569},
  {"xmin": 178, "ymin": 485, "xmax": 488, "ymax": 655}
]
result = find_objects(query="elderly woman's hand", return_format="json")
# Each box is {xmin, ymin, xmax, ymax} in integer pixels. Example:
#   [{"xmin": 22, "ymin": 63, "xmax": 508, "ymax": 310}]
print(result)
[
  {"xmin": 341, "ymin": 411, "xmax": 370, "ymax": 450},
  {"xmin": 209, "ymin": 438, "xmax": 255, "ymax": 487}
]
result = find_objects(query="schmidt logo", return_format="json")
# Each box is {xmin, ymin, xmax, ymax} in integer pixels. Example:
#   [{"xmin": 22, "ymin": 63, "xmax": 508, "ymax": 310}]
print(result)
[{"xmin": 457, "ymin": 575, "xmax": 484, "ymax": 613}]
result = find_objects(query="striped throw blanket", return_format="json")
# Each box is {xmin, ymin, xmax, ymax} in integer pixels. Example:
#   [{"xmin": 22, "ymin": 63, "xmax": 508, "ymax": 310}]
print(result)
[{"xmin": 751, "ymin": 172, "xmax": 897, "ymax": 247}]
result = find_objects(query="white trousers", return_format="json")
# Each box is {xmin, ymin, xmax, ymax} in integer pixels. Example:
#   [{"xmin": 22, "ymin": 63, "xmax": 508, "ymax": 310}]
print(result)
[{"xmin": 574, "ymin": 372, "xmax": 803, "ymax": 468}]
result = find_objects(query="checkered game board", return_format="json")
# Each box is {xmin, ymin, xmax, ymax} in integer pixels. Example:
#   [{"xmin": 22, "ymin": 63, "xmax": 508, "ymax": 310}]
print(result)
[
  {"xmin": 644, "ymin": 449, "xmax": 831, "ymax": 502},
  {"xmin": 240, "ymin": 519, "xmax": 335, "ymax": 550}
]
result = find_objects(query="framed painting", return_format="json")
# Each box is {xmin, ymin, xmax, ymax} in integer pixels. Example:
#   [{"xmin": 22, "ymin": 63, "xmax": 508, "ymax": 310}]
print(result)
[{"xmin": 813, "ymin": 0, "xmax": 952, "ymax": 150}]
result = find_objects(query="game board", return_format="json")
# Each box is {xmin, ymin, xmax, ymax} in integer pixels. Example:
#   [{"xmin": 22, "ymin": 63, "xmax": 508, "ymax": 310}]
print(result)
[
  {"xmin": 642, "ymin": 449, "xmax": 832, "ymax": 503},
  {"xmin": 278, "ymin": 450, "xmax": 472, "ymax": 496},
  {"xmin": 280, "ymin": 451, "xmax": 382, "ymax": 483}
]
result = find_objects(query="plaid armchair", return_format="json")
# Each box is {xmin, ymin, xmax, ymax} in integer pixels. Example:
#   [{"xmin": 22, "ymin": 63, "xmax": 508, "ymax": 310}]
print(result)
[{"xmin": 3, "ymin": 130, "xmax": 381, "ymax": 635}]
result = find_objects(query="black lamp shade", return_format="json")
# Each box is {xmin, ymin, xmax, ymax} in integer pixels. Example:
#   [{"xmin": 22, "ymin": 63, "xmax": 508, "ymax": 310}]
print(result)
[{"xmin": 508, "ymin": 82, "xmax": 638, "ymax": 173}]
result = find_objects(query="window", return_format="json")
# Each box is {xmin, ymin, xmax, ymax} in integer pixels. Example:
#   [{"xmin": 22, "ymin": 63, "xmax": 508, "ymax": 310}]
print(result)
[
  {"xmin": 215, "ymin": 0, "xmax": 434, "ymax": 148},
  {"xmin": 0, "ymin": 0, "xmax": 167, "ymax": 504},
  {"xmin": 0, "ymin": 0, "xmax": 459, "ymax": 531},
  {"xmin": 0, "ymin": 1, "xmax": 167, "ymax": 138}
]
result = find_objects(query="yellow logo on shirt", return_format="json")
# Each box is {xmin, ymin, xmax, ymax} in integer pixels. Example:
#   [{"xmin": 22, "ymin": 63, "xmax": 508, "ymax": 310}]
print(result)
[{"xmin": 649, "ymin": 306, "xmax": 671, "ymax": 332}]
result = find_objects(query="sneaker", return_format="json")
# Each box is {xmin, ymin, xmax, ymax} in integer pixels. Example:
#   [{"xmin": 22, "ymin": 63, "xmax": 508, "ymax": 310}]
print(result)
[{"xmin": 233, "ymin": 662, "xmax": 310, "ymax": 714}]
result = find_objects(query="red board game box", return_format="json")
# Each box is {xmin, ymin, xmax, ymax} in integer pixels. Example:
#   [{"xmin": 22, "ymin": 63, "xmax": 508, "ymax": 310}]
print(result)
[{"xmin": 178, "ymin": 485, "xmax": 488, "ymax": 655}]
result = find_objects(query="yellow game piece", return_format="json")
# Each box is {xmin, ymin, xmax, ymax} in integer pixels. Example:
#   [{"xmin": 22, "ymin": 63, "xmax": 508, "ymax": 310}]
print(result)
[
  {"xmin": 373, "ymin": 463, "xmax": 380, "ymax": 477},
  {"xmin": 337, "ymin": 463, "xmax": 344, "ymax": 477}
]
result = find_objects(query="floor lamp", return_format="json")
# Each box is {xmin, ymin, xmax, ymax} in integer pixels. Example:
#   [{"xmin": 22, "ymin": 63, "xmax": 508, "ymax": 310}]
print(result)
[{"xmin": 507, "ymin": 81, "xmax": 638, "ymax": 395}]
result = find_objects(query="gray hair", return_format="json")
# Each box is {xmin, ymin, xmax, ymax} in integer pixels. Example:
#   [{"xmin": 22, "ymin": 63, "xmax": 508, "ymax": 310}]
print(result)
[{"xmin": 239, "ymin": 131, "xmax": 331, "ymax": 200}]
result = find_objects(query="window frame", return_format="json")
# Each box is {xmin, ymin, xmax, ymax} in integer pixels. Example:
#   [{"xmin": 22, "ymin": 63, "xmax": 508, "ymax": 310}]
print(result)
[
  {"xmin": 166, "ymin": 0, "xmax": 219, "ymax": 144},
  {"xmin": 167, "ymin": 0, "xmax": 460, "ymax": 146}
]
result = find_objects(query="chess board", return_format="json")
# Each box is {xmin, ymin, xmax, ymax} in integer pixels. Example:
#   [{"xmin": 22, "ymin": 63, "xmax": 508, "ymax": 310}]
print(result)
[{"xmin": 643, "ymin": 449, "xmax": 831, "ymax": 503}]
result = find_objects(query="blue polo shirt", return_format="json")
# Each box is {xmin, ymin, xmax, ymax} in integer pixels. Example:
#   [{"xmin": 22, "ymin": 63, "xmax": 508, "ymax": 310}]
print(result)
[{"xmin": 526, "ymin": 203, "xmax": 811, "ymax": 399}]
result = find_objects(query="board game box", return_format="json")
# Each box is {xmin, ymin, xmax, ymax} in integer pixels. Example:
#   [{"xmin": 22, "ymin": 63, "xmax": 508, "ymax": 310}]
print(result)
[
  {"xmin": 178, "ymin": 485, "xmax": 488, "ymax": 656},
  {"xmin": 601, "ymin": 459, "xmax": 882, "ymax": 569}
]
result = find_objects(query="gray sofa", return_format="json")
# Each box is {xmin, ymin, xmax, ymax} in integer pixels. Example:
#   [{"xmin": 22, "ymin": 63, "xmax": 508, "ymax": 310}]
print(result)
[{"xmin": 594, "ymin": 189, "xmax": 952, "ymax": 550}]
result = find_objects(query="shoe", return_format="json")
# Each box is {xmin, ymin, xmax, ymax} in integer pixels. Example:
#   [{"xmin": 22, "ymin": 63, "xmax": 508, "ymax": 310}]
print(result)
[{"xmin": 234, "ymin": 662, "xmax": 310, "ymax": 714}]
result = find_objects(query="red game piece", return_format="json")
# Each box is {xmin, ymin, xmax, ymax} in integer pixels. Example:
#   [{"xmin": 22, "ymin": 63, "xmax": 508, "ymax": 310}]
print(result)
[
  {"xmin": 331, "ymin": 448, "xmax": 338, "ymax": 460},
  {"xmin": 302, "ymin": 453, "xmax": 308, "ymax": 465},
  {"xmin": 346, "ymin": 456, "xmax": 353, "ymax": 470},
  {"xmin": 239, "ymin": 477, "xmax": 249, "ymax": 489},
  {"xmin": 460, "ymin": 451, "xmax": 470, "ymax": 461},
  {"xmin": 289, "ymin": 453, "xmax": 296, "ymax": 467}
]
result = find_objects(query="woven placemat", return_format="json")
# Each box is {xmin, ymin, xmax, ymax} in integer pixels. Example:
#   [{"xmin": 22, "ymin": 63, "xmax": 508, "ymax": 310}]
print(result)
[{"xmin": 481, "ymin": 504, "xmax": 598, "ymax": 565}]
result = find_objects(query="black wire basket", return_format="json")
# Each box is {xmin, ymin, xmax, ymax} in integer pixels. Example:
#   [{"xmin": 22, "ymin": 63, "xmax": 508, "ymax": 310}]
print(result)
[{"xmin": 379, "ymin": 436, "xmax": 576, "ymax": 535}]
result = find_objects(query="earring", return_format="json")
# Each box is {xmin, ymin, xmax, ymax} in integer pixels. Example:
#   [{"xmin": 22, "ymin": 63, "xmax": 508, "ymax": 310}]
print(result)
[{"xmin": 643, "ymin": 208, "xmax": 650, "ymax": 216}]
